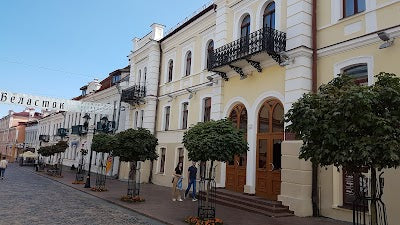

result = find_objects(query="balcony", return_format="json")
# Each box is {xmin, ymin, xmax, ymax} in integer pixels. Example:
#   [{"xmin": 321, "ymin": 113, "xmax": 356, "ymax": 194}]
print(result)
[
  {"xmin": 208, "ymin": 27, "xmax": 286, "ymax": 80},
  {"xmin": 71, "ymin": 125, "xmax": 88, "ymax": 136},
  {"xmin": 56, "ymin": 128, "xmax": 69, "ymax": 137},
  {"xmin": 121, "ymin": 85, "xmax": 146, "ymax": 105},
  {"xmin": 96, "ymin": 121, "xmax": 116, "ymax": 133},
  {"xmin": 39, "ymin": 135, "xmax": 50, "ymax": 142}
]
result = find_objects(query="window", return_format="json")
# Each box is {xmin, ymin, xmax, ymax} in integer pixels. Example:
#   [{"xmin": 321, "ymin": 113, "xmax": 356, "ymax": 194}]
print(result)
[
  {"xmin": 342, "ymin": 64, "xmax": 368, "ymax": 86},
  {"xmin": 182, "ymin": 102, "xmax": 189, "ymax": 129},
  {"xmin": 140, "ymin": 110, "xmax": 144, "ymax": 128},
  {"xmin": 112, "ymin": 74, "xmax": 121, "ymax": 84},
  {"xmin": 241, "ymin": 15, "xmax": 251, "ymax": 38},
  {"xmin": 168, "ymin": 60, "xmax": 173, "ymax": 82},
  {"xmin": 178, "ymin": 148, "xmax": 184, "ymax": 164},
  {"xmin": 134, "ymin": 111, "xmax": 139, "ymax": 129},
  {"xmin": 206, "ymin": 41, "xmax": 214, "ymax": 69},
  {"xmin": 185, "ymin": 51, "xmax": 192, "ymax": 76},
  {"xmin": 138, "ymin": 70, "xmax": 142, "ymax": 86},
  {"xmin": 81, "ymin": 89, "xmax": 87, "ymax": 96},
  {"xmin": 144, "ymin": 67, "xmax": 147, "ymax": 86},
  {"xmin": 343, "ymin": 0, "xmax": 365, "ymax": 18},
  {"xmin": 263, "ymin": 2, "xmax": 275, "ymax": 28},
  {"xmin": 203, "ymin": 97, "xmax": 211, "ymax": 122},
  {"xmin": 164, "ymin": 106, "xmax": 170, "ymax": 131},
  {"xmin": 159, "ymin": 148, "xmax": 166, "ymax": 173}
]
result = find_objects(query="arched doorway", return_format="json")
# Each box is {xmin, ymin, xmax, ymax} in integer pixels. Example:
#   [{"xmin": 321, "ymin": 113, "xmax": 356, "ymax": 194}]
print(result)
[
  {"xmin": 226, "ymin": 104, "xmax": 247, "ymax": 192},
  {"xmin": 256, "ymin": 99, "xmax": 284, "ymax": 200}
]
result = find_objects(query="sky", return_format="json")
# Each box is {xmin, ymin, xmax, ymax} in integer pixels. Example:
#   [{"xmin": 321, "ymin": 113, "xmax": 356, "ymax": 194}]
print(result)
[{"xmin": 0, "ymin": 0, "xmax": 210, "ymax": 117}]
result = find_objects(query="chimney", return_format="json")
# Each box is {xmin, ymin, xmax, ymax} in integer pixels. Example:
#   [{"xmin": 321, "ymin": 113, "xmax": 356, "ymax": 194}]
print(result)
[{"xmin": 151, "ymin": 23, "xmax": 165, "ymax": 41}]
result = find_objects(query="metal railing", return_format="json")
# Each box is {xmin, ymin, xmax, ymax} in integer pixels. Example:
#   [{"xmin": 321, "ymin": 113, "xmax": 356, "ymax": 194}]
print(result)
[
  {"xmin": 209, "ymin": 27, "xmax": 286, "ymax": 69},
  {"xmin": 121, "ymin": 85, "xmax": 146, "ymax": 104}
]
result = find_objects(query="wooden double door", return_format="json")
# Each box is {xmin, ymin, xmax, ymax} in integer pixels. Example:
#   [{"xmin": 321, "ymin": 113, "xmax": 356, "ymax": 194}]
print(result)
[
  {"xmin": 256, "ymin": 100, "xmax": 284, "ymax": 200},
  {"xmin": 226, "ymin": 104, "xmax": 247, "ymax": 193}
]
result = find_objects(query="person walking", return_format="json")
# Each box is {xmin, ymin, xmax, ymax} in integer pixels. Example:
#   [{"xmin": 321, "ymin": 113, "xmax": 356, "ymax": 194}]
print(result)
[
  {"xmin": 185, "ymin": 162, "xmax": 198, "ymax": 201},
  {"xmin": 172, "ymin": 162, "xmax": 183, "ymax": 202},
  {"xmin": 0, "ymin": 156, "xmax": 8, "ymax": 180}
]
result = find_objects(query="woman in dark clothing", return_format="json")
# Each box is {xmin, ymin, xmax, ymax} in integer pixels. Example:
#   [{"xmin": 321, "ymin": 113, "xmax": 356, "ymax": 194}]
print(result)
[{"xmin": 172, "ymin": 162, "xmax": 183, "ymax": 201}]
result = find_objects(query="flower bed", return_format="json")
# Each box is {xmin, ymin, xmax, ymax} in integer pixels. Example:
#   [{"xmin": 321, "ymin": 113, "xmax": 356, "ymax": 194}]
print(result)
[
  {"xmin": 91, "ymin": 187, "xmax": 108, "ymax": 192},
  {"xmin": 120, "ymin": 195, "xmax": 145, "ymax": 203},
  {"xmin": 185, "ymin": 216, "xmax": 223, "ymax": 225}
]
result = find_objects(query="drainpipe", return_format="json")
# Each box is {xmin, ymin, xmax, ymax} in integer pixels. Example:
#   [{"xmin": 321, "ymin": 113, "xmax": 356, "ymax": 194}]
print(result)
[
  {"xmin": 311, "ymin": 0, "xmax": 320, "ymax": 217},
  {"xmin": 148, "ymin": 42, "xmax": 163, "ymax": 184}
]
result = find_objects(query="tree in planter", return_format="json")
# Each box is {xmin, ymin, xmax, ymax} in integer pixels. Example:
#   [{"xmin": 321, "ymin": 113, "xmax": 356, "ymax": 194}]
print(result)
[
  {"xmin": 53, "ymin": 141, "xmax": 69, "ymax": 176},
  {"xmin": 183, "ymin": 119, "xmax": 248, "ymax": 221},
  {"xmin": 112, "ymin": 128, "xmax": 158, "ymax": 202},
  {"xmin": 286, "ymin": 73, "xmax": 400, "ymax": 225},
  {"xmin": 38, "ymin": 146, "xmax": 53, "ymax": 164},
  {"xmin": 90, "ymin": 133, "xmax": 116, "ymax": 191}
]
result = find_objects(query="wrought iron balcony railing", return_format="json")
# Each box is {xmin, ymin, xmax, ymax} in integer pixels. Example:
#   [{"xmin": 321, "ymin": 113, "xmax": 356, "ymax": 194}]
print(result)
[
  {"xmin": 39, "ymin": 135, "xmax": 50, "ymax": 142},
  {"xmin": 71, "ymin": 125, "xmax": 88, "ymax": 136},
  {"xmin": 121, "ymin": 85, "xmax": 146, "ymax": 104},
  {"xmin": 56, "ymin": 128, "xmax": 69, "ymax": 137},
  {"xmin": 208, "ymin": 27, "xmax": 286, "ymax": 71},
  {"xmin": 96, "ymin": 121, "xmax": 116, "ymax": 133}
]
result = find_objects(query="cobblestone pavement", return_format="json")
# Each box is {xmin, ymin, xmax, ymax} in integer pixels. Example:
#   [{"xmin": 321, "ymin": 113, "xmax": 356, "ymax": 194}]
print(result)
[{"xmin": 0, "ymin": 164, "xmax": 164, "ymax": 225}]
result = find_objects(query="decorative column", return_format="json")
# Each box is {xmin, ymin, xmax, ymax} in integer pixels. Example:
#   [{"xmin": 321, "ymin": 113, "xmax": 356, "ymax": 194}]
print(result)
[{"xmin": 278, "ymin": 0, "xmax": 313, "ymax": 217}]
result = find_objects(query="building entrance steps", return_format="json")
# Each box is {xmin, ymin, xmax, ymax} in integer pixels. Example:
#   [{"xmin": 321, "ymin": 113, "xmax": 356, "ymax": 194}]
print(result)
[{"xmin": 215, "ymin": 189, "xmax": 294, "ymax": 217}]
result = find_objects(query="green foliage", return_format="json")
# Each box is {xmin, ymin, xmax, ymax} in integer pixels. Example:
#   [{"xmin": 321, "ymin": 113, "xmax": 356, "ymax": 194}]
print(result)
[
  {"xmin": 53, "ymin": 141, "xmax": 69, "ymax": 153},
  {"xmin": 183, "ymin": 119, "xmax": 248, "ymax": 162},
  {"xmin": 112, "ymin": 128, "xmax": 158, "ymax": 162},
  {"xmin": 91, "ymin": 133, "xmax": 116, "ymax": 153},
  {"xmin": 38, "ymin": 141, "xmax": 69, "ymax": 156},
  {"xmin": 38, "ymin": 146, "xmax": 52, "ymax": 157},
  {"xmin": 286, "ymin": 72, "xmax": 400, "ymax": 171}
]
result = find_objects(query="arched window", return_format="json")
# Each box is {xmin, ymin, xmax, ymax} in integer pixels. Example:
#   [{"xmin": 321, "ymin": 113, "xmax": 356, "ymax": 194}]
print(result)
[
  {"xmin": 206, "ymin": 40, "xmax": 214, "ymax": 69},
  {"xmin": 258, "ymin": 100, "xmax": 283, "ymax": 133},
  {"xmin": 168, "ymin": 60, "xmax": 173, "ymax": 82},
  {"xmin": 342, "ymin": 64, "xmax": 368, "ymax": 86},
  {"xmin": 241, "ymin": 15, "xmax": 251, "ymax": 38},
  {"xmin": 263, "ymin": 2, "xmax": 275, "ymax": 28},
  {"xmin": 229, "ymin": 104, "xmax": 247, "ymax": 167},
  {"xmin": 185, "ymin": 51, "xmax": 192, "ymax": 76}
]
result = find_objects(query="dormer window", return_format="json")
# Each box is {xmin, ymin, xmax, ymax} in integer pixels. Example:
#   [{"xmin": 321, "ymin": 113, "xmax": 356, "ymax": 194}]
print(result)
[
  {"xmin": 81, "ymin": 89, "xmax": 87, "ymax": 96},
  {"xmin": 112, "ymin": 74, "xmax": 121, "ymax": 84}
]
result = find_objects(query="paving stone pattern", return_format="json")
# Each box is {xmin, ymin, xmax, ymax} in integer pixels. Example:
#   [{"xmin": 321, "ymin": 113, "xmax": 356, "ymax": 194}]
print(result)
[{"xmin": 0, "ymin": 164, "xmax": 164, "ymax": 225}]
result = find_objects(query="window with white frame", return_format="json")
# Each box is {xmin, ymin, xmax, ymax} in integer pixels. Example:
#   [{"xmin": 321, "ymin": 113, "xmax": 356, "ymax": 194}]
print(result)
[
  {"xmin": 263, "ymin": 1, "xmax": 275, "ymax": 28},
  {"xmin": 203, "ymin": 97, "xmax": 212, "ymax": 122},
  {"xmin": 144, "ymin": 67, "xmax": 147, "ymax": 86},
  {"xmin": 185, "ymin": 51, "xmax": 192, "ymax": 76},
  {"xmin": 159, "ymin": 148, "xmax": 166, "ymax": 173},
  {"xmin": 168, "ymin": 60, "xmax": 173, "ymax": 82},
  {"xmin": 181, "ymin": 102, "xmax": 189, "ymax": 129},
  {"xmin": 138, "ymin": 70, "xmax": 142, "ymax": 86},
  {"xmin": 206, "ymin": 40, "xmax": 214, "ymax": 70},
  {"xmin": 343, "ymin": 0, "xmax": 365, "ymax": 18},
  {"xmin": 342, "ymin": 64, "xmax": 368, "ymax": 86},
  {"xmin": 177, "ymin": 148, "xmax": 184, "ymax": 164},
  {"xmin": 164, "ymin": 106, "xmax": 170, "ymax": 131},
  {"xmin": 140, "ymin": 110, "xmax": 144, "ymax": 128},
  {"xmin": 134, "ymin": 111, "xmax": 139, "ymax": 129}
]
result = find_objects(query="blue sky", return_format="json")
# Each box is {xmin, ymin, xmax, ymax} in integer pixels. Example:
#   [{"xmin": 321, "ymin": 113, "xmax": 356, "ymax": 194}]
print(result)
[{"xmin": 0, "ymin": 0, "xmax": 210, "ymax": 117}]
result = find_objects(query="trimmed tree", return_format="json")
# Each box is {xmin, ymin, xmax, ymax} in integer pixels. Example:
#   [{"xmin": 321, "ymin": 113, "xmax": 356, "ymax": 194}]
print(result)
[
  {"xmin": 183, "ymin": 119, "xmax": 248, "ymax": 178},
  {"xmin": 112, "ymin": 128, "xmax": 158, "ymax": 201},
  {"xmin": 91, "ymin": 133, "xmax": 116, "ymax": 191},
  {"xmin": 286, "ymin": 72, "xmax": 400, "ymax": 225}
]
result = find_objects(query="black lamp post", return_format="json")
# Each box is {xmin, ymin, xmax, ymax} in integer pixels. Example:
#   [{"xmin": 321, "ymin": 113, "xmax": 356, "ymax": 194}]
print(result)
[
  {"xmin": 84, "ymin": 115, "xmax": 109, "ymax": 188},
  {"xmin": 82, "ymin": 113, "xmax": 92, "ymax": 188}
]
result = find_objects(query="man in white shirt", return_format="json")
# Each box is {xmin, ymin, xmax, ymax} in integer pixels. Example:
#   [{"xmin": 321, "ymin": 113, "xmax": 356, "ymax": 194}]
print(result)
[{"xmin": 0, "ymin": 156, "xmax": 8, "ymax": 180}]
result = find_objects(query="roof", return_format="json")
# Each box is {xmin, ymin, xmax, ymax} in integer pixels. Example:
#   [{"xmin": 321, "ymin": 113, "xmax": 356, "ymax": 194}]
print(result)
[
  {"xmin": 72, "ymin": 65, "xmax": 129, "ymax": 100},
  {"xmin": 160, "ymin": 4, "xmax": 216, "ymax": 42}
]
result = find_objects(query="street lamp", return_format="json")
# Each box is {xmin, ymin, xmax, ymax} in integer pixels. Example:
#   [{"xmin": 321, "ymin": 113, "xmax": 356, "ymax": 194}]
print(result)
[
  {"xmin": 84, "ymin": 115, "xmax": 109, "ymax": 188},
  {"xmin": 83, "ymin": 113, "xmax": 92, "ymax": 188}
]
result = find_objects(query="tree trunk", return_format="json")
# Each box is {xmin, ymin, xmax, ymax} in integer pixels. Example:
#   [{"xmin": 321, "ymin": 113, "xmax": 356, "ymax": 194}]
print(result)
[
  {"xmin": 129, "ymin": 161, "xmax": 137, "ymax": 197},
  {"xmin": 370, "ymin": 167, "xmax": 378, "ymax": 225},
  {"xmin": 200, "ymin": 161, "xmax": 206, "ymax": 179},
  {"xmin": 206, "ymin": 161, "xmax": 214, "ymax": 205},
  {"xmin": 149, "ymin": 160, "xmax": 154, "ymax": 184}
]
